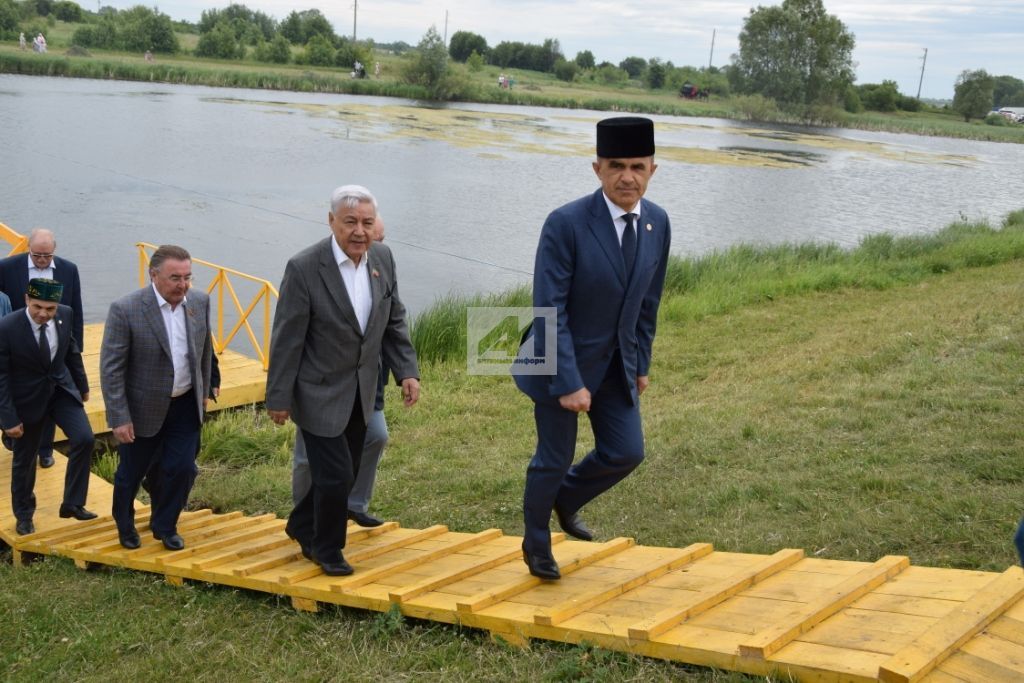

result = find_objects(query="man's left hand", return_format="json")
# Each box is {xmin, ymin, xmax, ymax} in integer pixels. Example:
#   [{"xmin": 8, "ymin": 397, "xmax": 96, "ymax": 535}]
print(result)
[
  {"xmin": 81, "ymin": 391, "xmax": 90, "ymax": 402},
  {"xmin": 401, "ymin": 378, "xmax": 420, "ymax": 407},
  {"xmin": 637, "ymin": 375, "xmax": 650, "ymax": 395}
]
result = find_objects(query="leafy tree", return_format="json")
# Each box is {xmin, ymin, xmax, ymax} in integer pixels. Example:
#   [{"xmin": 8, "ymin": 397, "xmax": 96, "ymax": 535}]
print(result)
[
  {"xmin": 302, "ymin": 32, "xmax": 334, "ymax": 66},
  {"xmin": 196, "ymin": 20, "xmax": 243, "ymax": 58},
  {"xmin": 448, "ymin": 29, "xmax": 486, "ymax": 62},
  {"xmin": 403, "ymin": 26, "xmax": 459, "ymax": 99},
  {"xmin": 730, "ymin": 0, "xmax": 854, "ymax": 106},
  {"xmin": 333, "ymin": 36, "xmax": 370, "ymax": 70},
  {"xmin": 595, "ymin": 63, "xmax": 628, "ymax": 85},
  {"xmin": 0, "ymin": 0, "xmax": 19, "ymax": 34},
  {"xmin": 72, "ymin": 16, "xmax": 116, "ymax": 48},
  {"xmin": 34, "ymin": 0, "xmax": 52, "ymax": 17},
  {"xmin": 574, "ymin": 50, "xmax": 594, "ymax": 70},
  {"xmin": 466, "ymin": 49, "xmax": 484, "ymax": 72},
  {"xmin": 553, "ymin": 58, "xmax": 577, "ymax": 82},
  {"xmin": 52, "ymin": 0, "xmax": 82, "ymax": 22},
  {"xmin": 646, "ymin": 58, "xmax": 666, "ymax": 89},
  {"xmin": 618, "ymin": 56, "xmax": 646, "ymax": 79},
  {"xmin": 857, "ymin": 80, "xmax": 899, "ymax": 112},
  {"xmin": 993, "ymin": 75, "xmax": 1024, "ymax": 108},
  {"xmin": 117, "ymin": 5, "xmax": 178, "ymax": 53},
  {"xmin": 898, "ymin": 95, "xmax": 922, "ymax": 112},
  {"xmin": 488, "ymin": 38, "xmax": 561, "ymax": 72},
  {"xmin": 199, "ymin": 4, "xmax": 276, "ymax": 42},
  {"xmin": 952, "ymin": 69, "xmax": 994, "ymax": 122},
  {"xmin": 843, "ymin": 86, "xmax": 863, "ymax": 113},
  {"xmin": 254, "ymin": 33, "xmax": 290, "ymax": 63},
  {"xmin": 280, "ymin": 9, "xmax": 334, "ymax": 45}
]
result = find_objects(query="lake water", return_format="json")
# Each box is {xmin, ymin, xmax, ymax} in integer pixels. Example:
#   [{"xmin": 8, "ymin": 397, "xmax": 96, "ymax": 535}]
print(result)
[{"xmin": 2, "ymin": 74, "xmax": 1022, "ymax": 323}]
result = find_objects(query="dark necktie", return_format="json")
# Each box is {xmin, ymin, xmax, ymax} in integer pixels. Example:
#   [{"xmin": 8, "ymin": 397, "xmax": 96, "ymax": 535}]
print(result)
[
  {"xmin": 621, "ymin": 212, "xmax": 637, "ymax": 279},
  {"xmin": 39, "ymin": 321, "xmax": 51, "ymax": 365}
]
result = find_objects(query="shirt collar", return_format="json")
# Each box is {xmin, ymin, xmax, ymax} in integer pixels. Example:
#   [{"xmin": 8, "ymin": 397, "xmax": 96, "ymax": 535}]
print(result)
[
  {"xmin": 27, "ymin": 254, "xmax": 55, "ymax": 271},
  {"xmin": 601, "ymin": 193, "xmax": 641, "ymax": 223},
  {"xmin": 151, "ymin": 283, "xmax": 187, "ymax": 309}
]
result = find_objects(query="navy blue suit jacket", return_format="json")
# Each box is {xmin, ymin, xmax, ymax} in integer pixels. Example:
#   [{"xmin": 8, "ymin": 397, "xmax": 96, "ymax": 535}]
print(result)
[
  {"xmin": 0, "ymin": 305, "xmax": 89, "ymax": 429},
  {"xmin": 514, "ymin": 189, "xmax": 671, "ymax": 405},
  {"xmin": 0, "ymin": 254, "xmax": 84, "ymax": 351}
]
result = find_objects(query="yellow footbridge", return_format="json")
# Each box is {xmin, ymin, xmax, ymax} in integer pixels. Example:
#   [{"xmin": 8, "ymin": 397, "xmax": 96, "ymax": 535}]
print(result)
[{"xmin": 3, "ymin": 226, "xmax": 1024, "ymax": 682}]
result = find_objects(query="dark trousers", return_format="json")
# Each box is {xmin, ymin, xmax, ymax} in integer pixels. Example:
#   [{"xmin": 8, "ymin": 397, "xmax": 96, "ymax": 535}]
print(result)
[
  {"xmin": 112, "ymin": 391, "xmax": 200, "ymax": 536},
  {"xmin": 287, "ymin": 396, "xmax": 366, "ymax": 563},
  {"xmin": 36, "ymin": 416, "xmax": 55, "ymax": 459},
  {"xmin": 10, "ymin": 388, "xmax": 94, "ymax": 521},
  {"xmin": 523, "ymin": 354, "xmax": 644, "ymax": 556}
]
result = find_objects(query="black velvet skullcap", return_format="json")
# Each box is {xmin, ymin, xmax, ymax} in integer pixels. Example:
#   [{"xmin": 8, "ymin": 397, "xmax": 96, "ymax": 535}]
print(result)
[{"xmin": 596, "ymin": 116, "xmax": 655, "ymax": 158}]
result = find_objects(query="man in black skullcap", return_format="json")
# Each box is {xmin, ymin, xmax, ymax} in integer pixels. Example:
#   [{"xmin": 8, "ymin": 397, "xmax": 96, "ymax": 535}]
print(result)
[
  {"xmin": 514, "ymin": 116, "xmax": 672, "ymax": 579},
  {"xmin": 0, "ymin": 278, "xmax": 96, "ymax": 535}
]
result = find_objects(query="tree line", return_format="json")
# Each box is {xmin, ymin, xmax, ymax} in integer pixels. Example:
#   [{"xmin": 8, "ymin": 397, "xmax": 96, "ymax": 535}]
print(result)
[{"xmin": 3, "ymin": 0, "xmax": 1022, "ymax": 117}]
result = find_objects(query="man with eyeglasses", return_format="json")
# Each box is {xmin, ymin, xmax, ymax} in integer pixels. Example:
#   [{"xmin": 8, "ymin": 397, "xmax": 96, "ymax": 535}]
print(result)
[
  {"xmin": 101, "ymin": 245, "xmax": 213, "ymax": 551},
  {"xmin": 0, "ymin": 228, "xmax": 84, "ymax": 469}
]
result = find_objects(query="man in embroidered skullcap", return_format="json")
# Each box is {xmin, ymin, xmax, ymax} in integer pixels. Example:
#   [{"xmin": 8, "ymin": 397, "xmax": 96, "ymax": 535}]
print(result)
[
  {"xmin": 0, "ymin": 278, "xmax": 96, "ymax": 535},
  {"xmin": 514, "ymin": 116, "xmax": 672, "ymax": 579}
]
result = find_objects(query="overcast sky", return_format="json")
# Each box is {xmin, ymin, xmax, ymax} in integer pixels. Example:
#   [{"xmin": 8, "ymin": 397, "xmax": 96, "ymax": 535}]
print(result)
[{"xmin": 121, "ymin": 0, "xmax": 1022, "ymax": 100}]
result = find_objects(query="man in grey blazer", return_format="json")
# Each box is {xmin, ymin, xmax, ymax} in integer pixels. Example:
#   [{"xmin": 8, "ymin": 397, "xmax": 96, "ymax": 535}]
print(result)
[
  {"xmin": 267, "ymin": 185, "xmax": 420, "ymax": 577},
  {"xmin": 101, "ymin": 245, "xmax": 213, "ymax": 551}
]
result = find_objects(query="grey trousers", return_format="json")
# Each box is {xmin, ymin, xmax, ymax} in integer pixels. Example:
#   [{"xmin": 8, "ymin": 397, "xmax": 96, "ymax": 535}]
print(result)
[{"xmin": 292, "ymin": 409, "xmax": 389, "ymax": 511}]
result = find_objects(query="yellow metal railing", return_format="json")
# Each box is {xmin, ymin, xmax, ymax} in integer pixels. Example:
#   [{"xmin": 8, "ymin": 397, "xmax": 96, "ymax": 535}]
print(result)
[
  {"xmin": 0, "ymin": 222, "xmax": 29, "ymax": 256},
  {"xmin": 137, "ymin": 242, "xmax": 279, "ymax": 371}
]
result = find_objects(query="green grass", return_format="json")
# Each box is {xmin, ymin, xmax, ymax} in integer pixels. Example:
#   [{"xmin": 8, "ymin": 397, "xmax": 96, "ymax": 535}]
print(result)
[
  {"xmin": 3, "ymin": 41, "xmax": 1022, "ymax": 144},
  {"xmin": 3, "ymin": 212, "xmax": 1023, "ymax": 680}
]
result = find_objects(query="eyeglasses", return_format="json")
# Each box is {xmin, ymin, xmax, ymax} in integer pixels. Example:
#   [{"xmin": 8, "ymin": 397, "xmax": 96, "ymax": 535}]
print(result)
[
  {"xmin": 165, "ymin": 275, "xmax": 194, "ymax": 284},
  {"xmin": 29, "ymin": 252, "xmax": 55, "ymax": 258}
]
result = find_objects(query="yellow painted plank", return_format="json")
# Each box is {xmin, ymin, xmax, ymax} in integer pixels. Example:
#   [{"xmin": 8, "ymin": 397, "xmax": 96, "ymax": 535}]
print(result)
[
  {"xmin": 797, "ymin": 608, "xmax": 936, "ymax": 655},
  {"xmin": 853, "ymin": 592, "xmax": 962, "ymax": 620},
  {"xmin": 937, "ymin": 650, "xmax": 1024, "ymax": 682},
  {"xmin": 154, "ymin": 516, "xmax": 282, "ymax": 566},
  {"xmin": 456, "ymin": 538, "xmax": 635, "ymax": 614},
  {"xmin": 958, "ymin": 633, "xmax": 1024, "ymax": 675},
  {"xmin": 878, "ymin": 567, "xmax": 1024, "ymax": 683},
  {"xmin": 332, "ymin": 529, "xmax": 503, "ymax": 593},
  {"xmin": 191, "ymin": 534, "xmax": 294, "ymax": 570},
  {"xmin": 628, "ymin": 547, "xmax": 803, "ymax": 641},
  {"xmin": 534, "ymin": 543, "xmax": 710, "ymax": 626},
  {"xmin": 986, "ymin": 617, "xmax": 1024, "ymax": 648},
  {"xmin": 739, "ymin": 555, "xmax": 910, "ymax": 659},
  {"xmin": 766, "ymin": 640, "xmax": 891, "ymax": 683}
]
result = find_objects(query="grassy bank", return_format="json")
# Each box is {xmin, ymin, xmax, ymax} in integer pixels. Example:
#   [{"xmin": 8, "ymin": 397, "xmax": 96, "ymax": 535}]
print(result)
[
  {"xmin": 3, "ymin": 210, "xmax": 1021, "ymax": 681},
  {"xmin": 3, "ymin": 46, "xmax": 1023, "ymax": 144}
]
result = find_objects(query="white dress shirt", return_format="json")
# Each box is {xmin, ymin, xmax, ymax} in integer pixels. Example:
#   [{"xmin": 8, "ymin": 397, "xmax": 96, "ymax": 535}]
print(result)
[
  {"xmin": 27, "ymin": 253, "xmax": 54, "ymax": 281},
  {"xmin": 602, "ymin": 194, "xmax": 642, "ymax": 246},
  {"xmin": 152, "ymin": 284, "xmax": 192, "ymax": 397},
  {"xmin": 331, "ymin": 236, "xmax": 372, "ymax": 334},
  {"xmin": 25, "ymin": 308, "xmax": 57, "ymax": 362}
]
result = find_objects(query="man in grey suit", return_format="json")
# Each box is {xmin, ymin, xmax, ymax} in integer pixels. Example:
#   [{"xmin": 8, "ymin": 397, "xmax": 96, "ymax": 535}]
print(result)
[
  {"xmin": 101, "ymin": 245, "xmax": 213, "ymax": 551},
  {"xmin": 267, "ymin": 185, "xmax": 419, "ymax": 577}
]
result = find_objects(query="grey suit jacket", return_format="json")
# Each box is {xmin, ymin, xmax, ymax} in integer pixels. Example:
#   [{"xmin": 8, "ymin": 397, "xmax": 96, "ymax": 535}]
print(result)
[
  {"xmin": 266, "ymin": 237, "xmax": 418, "ymax": 437},
  {"xmin": 100, "ymin": 285, "xmax": 213, "ymax": 437}
]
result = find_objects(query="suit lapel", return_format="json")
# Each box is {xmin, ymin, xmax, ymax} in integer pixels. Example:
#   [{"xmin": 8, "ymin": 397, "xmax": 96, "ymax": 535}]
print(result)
[
  {"xmin": 142, "ymin": 286, "xmax": 173, "ymax": 360},
  {"xmin": 17, "ymin": 313, "xmax": 47, "ymax": 370},
  {"xmin": 624, "ymin": 200, "xmax": 653, "ymax": 293},
  {"xmin": 366, "ymin": 247, "xmax": 383, "ymax": 331},
  {"xmin": 587, "ymin": 190, "xmax": 627, "ymax": 288},
  {"xmin": 318, "ymin": 238, "xmax": 362, "ymax": 334}
]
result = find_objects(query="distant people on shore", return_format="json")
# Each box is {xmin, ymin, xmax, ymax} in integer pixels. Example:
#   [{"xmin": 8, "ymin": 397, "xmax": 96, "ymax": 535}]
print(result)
[
  {"xmin": 19, "ymin": 32, "xmax": 26, "ymax": 51},
  {"xmin": 374, "ymin": 61, "xmax": 380, "ymax": 78},
  {"xmin": 144, "ymin": 50, "xmax": 153, "ymax": 63},
  {"xmin": 32, "ymin": 33, "xmax": 46, "ymax": 53}
]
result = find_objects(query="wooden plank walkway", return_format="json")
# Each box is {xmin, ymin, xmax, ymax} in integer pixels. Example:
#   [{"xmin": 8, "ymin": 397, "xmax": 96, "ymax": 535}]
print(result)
[{"xmin": 2, "ymin": 456, "xmax": 1022, "ymax": 681}]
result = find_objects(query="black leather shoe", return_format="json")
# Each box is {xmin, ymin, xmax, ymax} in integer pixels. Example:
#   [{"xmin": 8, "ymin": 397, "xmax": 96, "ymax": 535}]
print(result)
[
  {"xmin": 1, "ymin": 433, "xmax": 13, "ymax": 451},
  {"xmin": 59, "ymin": 504, "xmax": 98, "ymax": 520},
  {"xmin": 522, "ymin": 549, "xmax": 560, "ymax": 580},
  {"xmin": 119, "ymin": 528, "xmax": 141, "ymax": 549},
  {"xmin": 15, "ymin": 519, "xmax": 35, "ymax": 535},
  {"xmin": 38, "ymin": 453, "xmax": 55, "ymax": 468},
  {"xmin": 555, "ymin": 507, "xmax": 594, "ymax": 542},
  {"xmin": 315, "ymin": 555, "xmax": 354, "ymax": 577},
  {"xmin": 153, "ymin": 532, "xmax": 185, "ymax": 551},
  {"xmin": 348, "ymin": 510, "xmax": 384, "ymax": 527}
]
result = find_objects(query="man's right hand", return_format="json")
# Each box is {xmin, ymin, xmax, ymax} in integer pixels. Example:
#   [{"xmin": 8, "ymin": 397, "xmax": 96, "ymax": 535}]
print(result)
[
  {"xmin": 559, "ymin": 387, "xmax": 591, "ymax": 413},
  {"xmin": 4, "ymin": 424, "xmax": 24, "ymax": 439},
  {"xmin": 113, "ymin": 423, "xmax": 135, "ymax": 444},
  {"xmin": 268, "ymin": 409, "xmax": 290, "ymax": 426}
]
